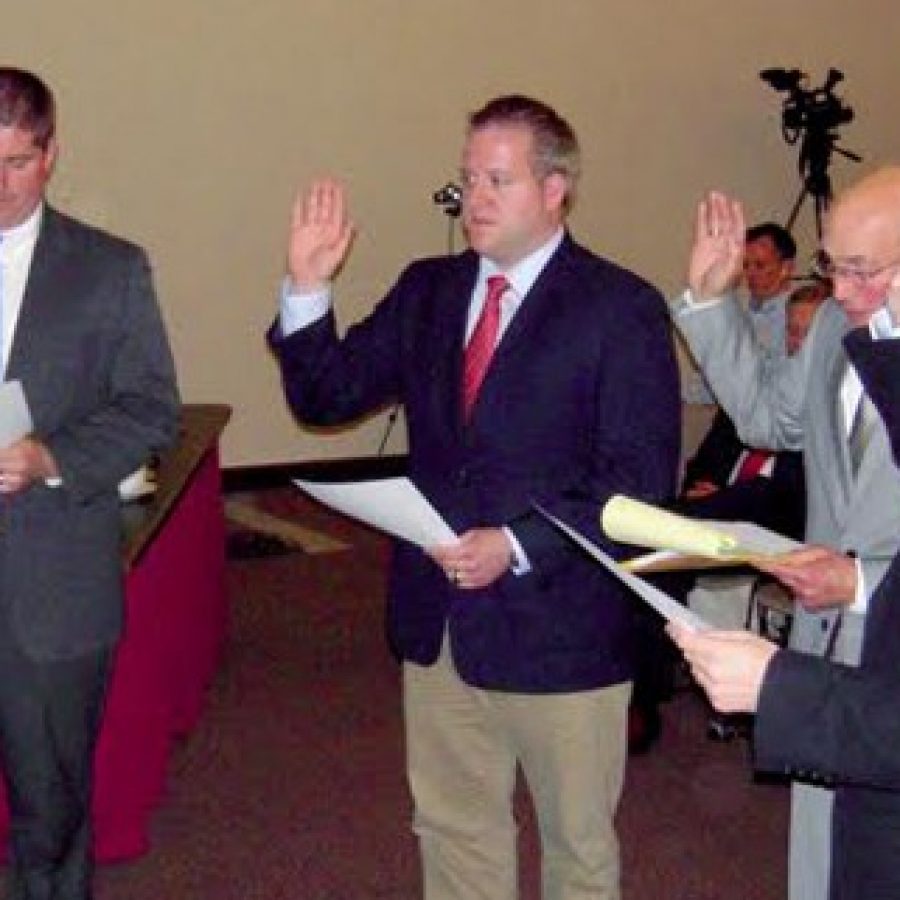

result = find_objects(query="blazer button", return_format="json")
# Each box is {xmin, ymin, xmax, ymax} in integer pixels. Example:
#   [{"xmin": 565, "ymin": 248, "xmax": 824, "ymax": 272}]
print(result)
[{"xmin": 457, "ymin": 468, "xmax": 469, "ymax": 486}]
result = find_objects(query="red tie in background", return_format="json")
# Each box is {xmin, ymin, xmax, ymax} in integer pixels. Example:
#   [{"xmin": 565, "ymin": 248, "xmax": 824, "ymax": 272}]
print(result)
[
  {"xmin": 735, "ymin": 448, "xmax": 773, "ymax": 482},
  {"xmin": 463, "ymin": 275, "xmax": 508, "ymax": 419}
]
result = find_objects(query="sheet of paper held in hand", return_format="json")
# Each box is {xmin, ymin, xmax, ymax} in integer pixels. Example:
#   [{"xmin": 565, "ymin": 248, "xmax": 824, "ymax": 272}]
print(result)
[
  {"xmin": 0, "ymin": 381, "xmax": 33, "ymax": 448},
  {"xmin": 294, "ymin": 476, "xmax": 457, "ymax": 548},
  {"xmin": 601, "ymin": 495, "xmax": 802, "ymax": 574},
  {"xmin": 535, "ymin": 506, "xmax": 709, "ymax": 632}
]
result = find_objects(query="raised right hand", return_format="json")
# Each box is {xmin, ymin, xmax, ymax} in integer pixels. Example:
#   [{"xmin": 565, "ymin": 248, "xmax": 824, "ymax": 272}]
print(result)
[
  {"xmin": 687, "ymin": 191, "xmax": 747, "ymax": 300},
  {"xmin": 287, "ymin": 178, "xmax": 355, "ymax": 291}
]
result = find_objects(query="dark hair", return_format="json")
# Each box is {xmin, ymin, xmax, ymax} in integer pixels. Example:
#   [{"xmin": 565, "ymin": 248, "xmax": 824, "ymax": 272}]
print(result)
[
  {"xmin": 0, "ymin": 67, "xmax": 55, "ymax": 149},
  {"xmin": 746, "ymin": 221, "xmax": 797, "ymax": 261},
  {"xmin": 468, "ymin": 94, "xmax": 580, "ymax": 207}
]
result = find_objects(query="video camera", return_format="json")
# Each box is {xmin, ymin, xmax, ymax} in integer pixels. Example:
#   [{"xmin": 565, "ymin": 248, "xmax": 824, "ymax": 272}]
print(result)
[{"xmin": 759, "ymin": 67, "xmax": 854, "ymax": 145}]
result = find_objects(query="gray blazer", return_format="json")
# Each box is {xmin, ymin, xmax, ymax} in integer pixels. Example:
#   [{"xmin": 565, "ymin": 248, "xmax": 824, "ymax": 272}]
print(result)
[
  {"xmin": 0, "ymin": 206, "xmax": 180, "ymax": 661},
  {"xmin": 674, "ymin": 294, "xmax": 900, "ymax": 665}
]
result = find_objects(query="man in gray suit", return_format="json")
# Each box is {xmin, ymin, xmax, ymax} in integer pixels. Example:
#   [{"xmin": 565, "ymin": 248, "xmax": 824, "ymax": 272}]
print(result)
[
  {"xmin": 0, "ymin": 68, "xmax": 179, "ymax": 899},
  {"xmin": 671, "ymin": 175, "xmax": 900, "ymax": 900}
]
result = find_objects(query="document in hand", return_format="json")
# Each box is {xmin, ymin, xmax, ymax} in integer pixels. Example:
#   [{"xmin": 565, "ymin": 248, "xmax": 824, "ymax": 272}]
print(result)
[
  {"xmin": 294, "ymin": 476, "xmax": 457, "ymax": 548},
  {"xmin": 535, "ymin": 505, "xmax": 709, "ymax": 631},
  {"xmin": 601, "ymin": 494, "xmax": 802, "ymax": 573}
]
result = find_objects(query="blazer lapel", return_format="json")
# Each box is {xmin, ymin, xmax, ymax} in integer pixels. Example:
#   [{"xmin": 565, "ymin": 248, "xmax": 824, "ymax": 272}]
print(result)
[
  {"xmin": 426, "ymin": 254, "xmax": 478, "ymax": 431},
  {"xmin": 828, "ymin": 343, "xmax": 855, "ymax": 502},
  {"xmin": 6, "ymin": 207, "xmax": 70, "ymax": 383}
]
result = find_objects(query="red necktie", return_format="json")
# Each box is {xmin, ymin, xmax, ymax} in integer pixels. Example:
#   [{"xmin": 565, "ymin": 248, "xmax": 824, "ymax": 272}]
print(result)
[
  {"xmin": 463, "ymin": 275, "xmax": 508, "ymax": 419},
  {"xmin": 735, "ymin": 448, "xmax": 773, "ymax": 482}
]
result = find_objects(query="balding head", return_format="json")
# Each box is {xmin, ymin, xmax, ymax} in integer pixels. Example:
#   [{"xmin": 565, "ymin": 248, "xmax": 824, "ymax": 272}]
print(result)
[{"xmin": 821, "ymin": 166, "xmax": 900, "ymax": 327}]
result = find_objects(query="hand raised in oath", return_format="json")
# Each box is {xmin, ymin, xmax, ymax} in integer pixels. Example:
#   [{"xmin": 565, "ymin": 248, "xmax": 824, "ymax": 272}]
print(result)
[
  {"xmin": 287, "ymin": 178, "xmax": 356, "ymax": 292},
  {"xmin": 688, "ymin": 191, "xmax": 747, "ymax": 301}
]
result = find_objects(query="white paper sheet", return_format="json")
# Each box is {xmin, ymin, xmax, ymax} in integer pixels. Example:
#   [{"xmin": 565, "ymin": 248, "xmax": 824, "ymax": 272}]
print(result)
[
  {"xmin": 536, "ymin": 506, "xmax": 710, "ymax": 632},
  {"xmin": 294, "ymin": 476, "xmax": 457, "ymax": 548},
  {"xmin": 0, "ymin": 380, "xmax": 33, "ymax": 448}
]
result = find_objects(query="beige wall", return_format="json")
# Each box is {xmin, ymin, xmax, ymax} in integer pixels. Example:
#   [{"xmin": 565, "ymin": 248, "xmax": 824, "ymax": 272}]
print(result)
[{"xmin": 7, "ymin": 1, "xmax": 900, "ymax": 465}]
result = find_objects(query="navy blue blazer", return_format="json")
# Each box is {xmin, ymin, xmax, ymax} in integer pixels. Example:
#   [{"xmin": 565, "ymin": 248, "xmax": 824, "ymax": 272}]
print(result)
[{"xmin": 270, "ymin": 236, "xmax": 681, "ymax": 692}]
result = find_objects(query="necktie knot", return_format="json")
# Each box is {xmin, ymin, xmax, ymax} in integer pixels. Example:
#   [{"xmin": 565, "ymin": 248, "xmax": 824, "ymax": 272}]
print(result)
[
  {"xmin": 485, "ymin": 275, "xmax": 509, "ymax": 309},
  {"xmin": 462, "ymin": 275, "xmax": 509, "ymax": 419}
]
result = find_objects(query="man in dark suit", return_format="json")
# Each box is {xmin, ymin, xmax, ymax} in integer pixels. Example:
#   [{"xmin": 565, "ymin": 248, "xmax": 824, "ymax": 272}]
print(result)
[
  {"xmin": 670, "ymin": 166, "xmax": 900, "ymax": 900},
  {"xmin": 0, "ymin": 68, "xmax": 179, "ymax": 899},
  {"xmin": 268, "ymin": 95, "xmax": 681, "ymax": 899}
]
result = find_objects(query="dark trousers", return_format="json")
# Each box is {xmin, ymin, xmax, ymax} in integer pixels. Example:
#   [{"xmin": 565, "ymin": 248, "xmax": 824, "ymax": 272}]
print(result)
[{"xmin": 0, "ymin": 622, "xmax": 111, "ymax": 900}]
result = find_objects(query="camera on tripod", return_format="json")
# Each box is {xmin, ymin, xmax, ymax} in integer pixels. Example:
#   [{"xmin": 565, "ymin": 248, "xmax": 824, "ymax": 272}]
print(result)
[{"xmin": 760, "ymin": 66, "xmax": 860, "ymax": 237}]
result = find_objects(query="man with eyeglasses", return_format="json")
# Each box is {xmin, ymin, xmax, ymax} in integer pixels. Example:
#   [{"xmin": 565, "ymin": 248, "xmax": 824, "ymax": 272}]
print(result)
[
  {"xmin": 269, "ymin": 95, "xmax": 681, "ymax": 900},
  {"xmin": 670, "ymin": 167, "xmax": 900, "ymax": 900}
]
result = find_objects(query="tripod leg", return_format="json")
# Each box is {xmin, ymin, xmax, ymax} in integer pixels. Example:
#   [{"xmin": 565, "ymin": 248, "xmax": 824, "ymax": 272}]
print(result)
[
  {"xmin": 814, "ymin": 194, "xmax": 825, "ymax": 241},
  {"xmin": 786, "ymin": 186, "xmax": 808, "ymax": 232}
]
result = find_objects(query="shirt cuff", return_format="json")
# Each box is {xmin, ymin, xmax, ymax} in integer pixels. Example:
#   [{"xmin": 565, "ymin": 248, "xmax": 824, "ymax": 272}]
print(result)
[
  {"xmin": 673, "ymin": 288, "xmax": 727, "ymax": 316},
  {"xmin": 279, "ymin": 277, "xmax": 331, "ymax": 335},
  {"xmin": 503, "ymin": 526, "xmax": 531, "ymax": 576}
]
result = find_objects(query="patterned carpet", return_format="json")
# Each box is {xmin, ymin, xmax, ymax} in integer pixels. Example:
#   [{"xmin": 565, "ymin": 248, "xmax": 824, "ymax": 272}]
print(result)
[{"xmin": 82, "ymin": 488, "xmax": 788, "ymax": 900}]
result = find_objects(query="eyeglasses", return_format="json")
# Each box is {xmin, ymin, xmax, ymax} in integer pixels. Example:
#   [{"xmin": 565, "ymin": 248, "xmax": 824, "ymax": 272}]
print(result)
[{"xmin": 812, "ymin": 250, "xmax": 900, "ymax": 288}]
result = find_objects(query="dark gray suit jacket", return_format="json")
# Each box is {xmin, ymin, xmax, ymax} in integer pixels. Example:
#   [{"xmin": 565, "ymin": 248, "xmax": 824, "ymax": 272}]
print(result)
[{"xmin": 0, "ymin": 206, "xmax": 180, "ymax": 661}]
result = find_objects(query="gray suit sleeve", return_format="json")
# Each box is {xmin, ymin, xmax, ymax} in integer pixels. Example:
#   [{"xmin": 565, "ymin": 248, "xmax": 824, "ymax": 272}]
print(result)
[
  {"xmin": 44, "ymin": 247, "xmax": 180, "ymax": 501},
  {"xmin": 673, "ymin": 292, "xmax": 810, "ymax": 451}
]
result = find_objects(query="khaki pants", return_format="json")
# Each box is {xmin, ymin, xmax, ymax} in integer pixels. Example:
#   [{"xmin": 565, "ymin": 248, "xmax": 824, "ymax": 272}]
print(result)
[{"xmin": 403, "ymin": 637, "xmax": 630, "ymax": 900}]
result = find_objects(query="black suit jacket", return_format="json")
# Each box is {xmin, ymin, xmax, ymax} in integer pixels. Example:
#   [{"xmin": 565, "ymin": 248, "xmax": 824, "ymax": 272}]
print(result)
[
  {"xmin": 678, "ymin": 409, "xmax": 806, "ymax": 540},
  {"xmin": 270, "ymin": 235, "xmax": 681, "ymax": 692},
  {"xmin": 754, "ymin": 329, "xmax": 900, "ymax": 898},
  {"xmin": 0, "ymin": 206, "xmax": 180, "ymax": 660}
]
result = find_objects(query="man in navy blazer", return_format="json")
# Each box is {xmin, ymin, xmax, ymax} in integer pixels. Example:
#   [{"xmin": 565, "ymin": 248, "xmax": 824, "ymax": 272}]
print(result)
[
  {"xmin": 0, "ymin": 68, "xmax": 179, "ymax": 899},
  {"xmin": 269, "ymin": 95, "xmax": 680, "ymax": 899}
]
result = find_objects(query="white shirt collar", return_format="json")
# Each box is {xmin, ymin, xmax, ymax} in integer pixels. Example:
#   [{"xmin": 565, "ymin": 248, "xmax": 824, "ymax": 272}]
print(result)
[
  {"xmin": 0, "ymin": 202, "xmax": 43, "ymax": 249},
  {"xmin": 869, "ymin": 305, "xmax": 900, "ymax": 340},
  {"xmin": 478, "ymin": 227, "xmax": 565, "ymax": 299}
]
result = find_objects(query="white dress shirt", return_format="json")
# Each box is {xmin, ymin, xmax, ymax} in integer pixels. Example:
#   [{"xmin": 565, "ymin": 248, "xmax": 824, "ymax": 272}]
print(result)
[{"xmin": 0, "ymin": 204, "xmax": 42, "ymax": 376}]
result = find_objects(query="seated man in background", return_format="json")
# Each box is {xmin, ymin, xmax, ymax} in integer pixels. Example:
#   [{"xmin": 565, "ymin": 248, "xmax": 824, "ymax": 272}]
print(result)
[
  {"xmin": 743, "ymin": 221, "xmax": 798, "ymax": 358},
  {"xmin": 681, "ymin": 221, "xmax": 796, "ymax": 404},
  {"xmin": 629, "ymin": 280, "xmax": 828, "ymax": 753}
]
